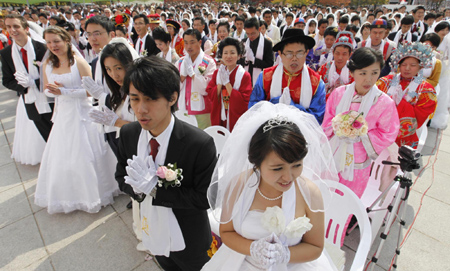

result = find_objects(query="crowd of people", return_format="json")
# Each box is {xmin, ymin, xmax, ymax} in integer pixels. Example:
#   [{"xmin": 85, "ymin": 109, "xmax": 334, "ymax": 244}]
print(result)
[{"xmin": 1, "ymin": 1, "xmax": 449, "ymax": 270}]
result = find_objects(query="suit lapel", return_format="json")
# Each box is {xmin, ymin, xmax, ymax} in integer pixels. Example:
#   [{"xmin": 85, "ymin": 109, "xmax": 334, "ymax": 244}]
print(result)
[{"xmin": 164, "ymin": 117, "xmax": 186, "ymax": 166}]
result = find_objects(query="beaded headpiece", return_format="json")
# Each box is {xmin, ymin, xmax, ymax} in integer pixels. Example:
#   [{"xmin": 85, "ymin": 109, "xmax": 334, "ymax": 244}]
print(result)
[
  {"xmin": 332, "ymin": 31, "xmax": 355, "ymax": 51},
  {"xmin": 390, "ymin": 41, "xmax": 434, "ymax": 72},
  {"xmin": 263, "ymin": 115, "xmax": 294, "ymax": 133}
]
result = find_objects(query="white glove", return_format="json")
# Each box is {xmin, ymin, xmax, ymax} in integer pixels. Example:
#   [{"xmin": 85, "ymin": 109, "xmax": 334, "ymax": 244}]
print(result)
[
  {"xmin": 219, "ymin": 66, "xmax": 230, "ymax": 85},
  {"xmin": 250, "ymin": 233, "xmax": 277, "ymax": 269},
  {"xmin": 0, "ymin": 33, "xmax": 8, "ymax": 43},
  {"xmin": 81, "ymin": 76, "xmax": 107, "ymax": 100},
  {"xmin": 14, "ymin": 72, "xmax": 34, "ymax": 88},
  {"xmin": 246, "ymin": 49, "xmax": 255, "ymax": 64},
  {"xmin": 125, "ymin": 155, "xmax": 158, "ymax": 195},
  {"xmin": 279, "ymin": 87, "xmax": 292, "ymax": 105},
  {"xmin": 271, "ymin": 234, "xmax": 291, "ymax": 265},
  {"xmin": 341, "ymin": 136, "xmax": 361, "ymax": 144},
  {"xmin": 186, "ymin": 63, "xmax": 195, "ymax": 77},
  {"xmin": 89, "ymin": 105, "xmax": 119, "ymax": 127}
]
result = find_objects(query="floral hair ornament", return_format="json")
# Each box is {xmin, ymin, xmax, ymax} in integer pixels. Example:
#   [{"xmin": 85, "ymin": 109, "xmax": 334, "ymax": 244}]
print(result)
[
  {"xmin": 112, "ymin": 13, "xmax": 130, "ymax": 27},
  {"xmin": 332, "ymin": 31, "xmax": 355, "ymax": 52},
  {"xmin": 389, "ymin": 41, "xmax": 434, "ymax": 72},
  {"xmin": 263, "ymin": 115, "xmax": 294, "ymax": 133}
]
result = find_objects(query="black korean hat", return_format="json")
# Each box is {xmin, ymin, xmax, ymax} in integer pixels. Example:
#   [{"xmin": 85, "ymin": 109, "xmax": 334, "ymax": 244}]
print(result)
[{"xmin": 273, "ymin": 28, "xmax": 315, "ymax": 52}]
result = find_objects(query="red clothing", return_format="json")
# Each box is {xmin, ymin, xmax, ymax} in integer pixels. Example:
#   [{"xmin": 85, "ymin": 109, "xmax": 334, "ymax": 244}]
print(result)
[
  {"xmin": 317, "ymin": 61, "xmax": 354, "ymax": 100},
  {"xmin": 262, "ymin": 65, "xmax": 321, "ymax": 104},
  {"xmin": 206, "ymin": 67, "xmax": 252, "ymax": 131},
  {"xmin": 377, "ymin": 74, "xmax": 437, "ymax": 148}
]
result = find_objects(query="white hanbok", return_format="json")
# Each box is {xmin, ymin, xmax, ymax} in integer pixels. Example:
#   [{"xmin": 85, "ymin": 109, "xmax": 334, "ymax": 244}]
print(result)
[
  {"xmin": 11, "ymin": 96, "xmax": 46, "ymax": 165},
  {"xmin": 35, "ymin": 60, "xmax": 119, "ymax": 214}
]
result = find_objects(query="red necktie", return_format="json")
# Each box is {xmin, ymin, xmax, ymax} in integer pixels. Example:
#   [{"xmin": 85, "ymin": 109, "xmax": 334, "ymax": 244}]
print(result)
[
  {"xmin": 150, "ymin": 138, "xmax": 159, "ymax": 162},
  {"xmin": 412, "ymin": 24, "xmax": 417, "ymax": 33},
  {"xmin": 21, "ymin": 48, "xmax": 28, "ymax": 70},
  {"xmin": 140, "ymin": 40, "xmax": 143, "ymax": 53},
  {"xmin": 399, "ymin": 34, "xmax": 404, "ymax": 44}
]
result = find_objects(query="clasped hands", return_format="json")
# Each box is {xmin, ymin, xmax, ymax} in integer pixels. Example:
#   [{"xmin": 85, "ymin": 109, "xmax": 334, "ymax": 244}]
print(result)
[
  {"xmin": 125, "ymin": 155, "xmax": 158, "ymax": 196},
  {"xmin": 14, "ymin": 71, "xmax": 35, "ymax": 89},
  {"xmin": 250, "ymin": 232, "xmax": 290, "ymax": 269}
]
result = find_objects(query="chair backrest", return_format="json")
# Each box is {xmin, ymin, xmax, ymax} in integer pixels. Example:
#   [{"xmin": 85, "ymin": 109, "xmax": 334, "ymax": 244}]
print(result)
[
  {"xmin": 204, "ymin": 126, "xmax": 230, "ymax": 156},
  {"xmin": 174, "ymin": 111, "xmax": 198, "ymax": 127},
  {"xmin": 322, "ymin": 181, "xmax": 372, "ymax": 271},
  {"xmin": 416, "ymin": 117, "xmax": 430, "ymax": 154}
]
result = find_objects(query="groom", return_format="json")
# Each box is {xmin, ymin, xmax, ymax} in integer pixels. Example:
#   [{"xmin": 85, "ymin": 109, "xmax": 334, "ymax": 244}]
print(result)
[{"xmin": 115, "ymin": 56, "xmax": 217, "ymax": 270}]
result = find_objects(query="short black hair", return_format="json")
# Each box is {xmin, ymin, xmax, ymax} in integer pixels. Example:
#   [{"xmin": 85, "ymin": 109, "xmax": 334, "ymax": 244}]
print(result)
[
  {"xmin": 235, "ymin": 15, "xmax": 245, "ymax": 23},
  {"xmin": 218, "ymin": 37, "xmax": 245, "ymax": 58},
  {"xmin": 244, "ymin": 17, "xmax": 260, "ymax": 30},
  {"xmin": 183, "ymin": 28, "xmax": 201, "ymax": 41},
  {"xmin": 339, "ymin": 16, "xmax": 349, "ymax": 24},
  {"xmin": 285, "ymin": 12, "xmax": 294, "ymax": 19},
  {"xmin": 181, "ymin": 19, "xmax": 191, "ymax": 27},
  {"xmin": 318, "ymin": 18, "xmax": 328, "ymax": 28},
  {"xmin": 85, "ymin": 15, "xmax": 114, "ymax": 33},
  {"xmin": 262, "ymin": 9, "xmax": 272, "ymax": 17},
  {"xmin": 424, "ymin": 13, "xmax": 436, "ymax": 20},
  {"xmin": 194, "ymin": 16, "xmax": 206, "ymax": 26},
  {"xmin": 351, "ymin": 15, "xmax": 361, "ymax": 23},
  {"xmin": 401, "ymin": 15, "xmax": 414, "ymax": 25},
  {"xmin": 38, "ymin": 12, "xmax": 48, "ymax": 19},
  {"xmin": 152, "ymin": 26, "xmax": 171, "ymax": 43},
  {"xmin": 420, "ymin": 32, "xmax": 441, "ymax": 48},
  {"xmin": 123, "ymin": 56, "xmax": 179, "ymax": 113},
  {"xmin": 324, "ymin": 26, "xmax": 338, "ymax": 38},
  {"xmin": 347, "ymin": 47, "xmax": 384, "ymax": 72},
  {"xmin": 413, "ymin": 6, "xmax": 426, "ymax": 13},
  {"xmin": 133, "ymin": 14, "xmax": 149, "ymax": 25},
  {"xmin": 435, "ymin": 21, "xmax": 450, "ymax": 33}
]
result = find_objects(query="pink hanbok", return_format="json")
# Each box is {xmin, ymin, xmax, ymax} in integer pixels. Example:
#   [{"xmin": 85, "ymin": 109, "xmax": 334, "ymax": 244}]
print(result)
[{"xmin": 322, "ymin": 85, "xmax": 400, "ymax": 198}]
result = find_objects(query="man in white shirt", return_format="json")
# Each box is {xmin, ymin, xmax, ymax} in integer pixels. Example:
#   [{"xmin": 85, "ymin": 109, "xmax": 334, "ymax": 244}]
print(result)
[{"xmin": 262, "ymin": 9, "xmax": 281, "ymax": 45}]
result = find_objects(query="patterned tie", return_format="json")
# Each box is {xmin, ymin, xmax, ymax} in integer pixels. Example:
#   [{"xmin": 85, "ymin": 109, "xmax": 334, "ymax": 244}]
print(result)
[
  {"xmin": 21, "ymin": 48, "xmax": 28, "ymax": 70},
  {"xmin": 150, "ymin": 138, "xmax": 159, "ymax": 162}
]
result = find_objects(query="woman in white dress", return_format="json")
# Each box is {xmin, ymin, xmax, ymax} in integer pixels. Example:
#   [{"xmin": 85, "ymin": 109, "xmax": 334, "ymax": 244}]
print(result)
[
  {"xmin": 35, "ymin": 26, "xmax": 119, "ymax": 214},
  {"xmin": 204, "ymin": 102, "xmax": 338, "ymax": 271}
]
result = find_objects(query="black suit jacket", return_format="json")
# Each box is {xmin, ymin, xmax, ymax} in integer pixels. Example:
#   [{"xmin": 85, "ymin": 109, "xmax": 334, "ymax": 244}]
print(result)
[
  {"xmin": 238, "ymin": 36, "xmax": 274, "ymax": 81},
  {"xmin": 387, "ymin": 31, "xmax": 418, "ymax": 46},
  {"xmin": 133, "ymin": 34, "xmax": 160, "ymax": 56},
  {"xmin": 115, "ymin": 118, "xmax": 217, "ymax": 252},
  {"xmin": 0, "ymin": 40, "xmax": 46, "ymax": 96}
]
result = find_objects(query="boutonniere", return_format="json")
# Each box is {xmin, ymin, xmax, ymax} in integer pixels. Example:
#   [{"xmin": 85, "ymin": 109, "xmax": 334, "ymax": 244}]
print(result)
[
  {"xmin": 198, "ymin": 65, "xmax": 206, "ymax": 75},
  {"xmin": 33, "ymin": 60, "xmax": 41, "ymax": 68},
  {"xmin": 141, "ymin": 49, "xmax": 148, "ymax": 56},
  {"xmin": 156, "ymin": 163, "xmax": 183, "ymax": 189}
]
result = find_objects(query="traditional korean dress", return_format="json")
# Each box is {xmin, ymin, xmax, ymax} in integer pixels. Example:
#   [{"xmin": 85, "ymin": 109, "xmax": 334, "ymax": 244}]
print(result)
[
  {"xmin": 249, "ymin": 64, "xmax": 326, "ymax": 124},
  {"xmin": 376, "ymin": 75, "xmax": 437, "ymax": 148},
  {"xmin": 170, "ymin": 34, "xmax": 185, "ymax": 57},
  {"xmin": 318, "ymin": 61, "xmax": 354, "ymax": 100},
  {"xmin": 206, "ymin": 65, "xmax": 253, "ymax": 131}
]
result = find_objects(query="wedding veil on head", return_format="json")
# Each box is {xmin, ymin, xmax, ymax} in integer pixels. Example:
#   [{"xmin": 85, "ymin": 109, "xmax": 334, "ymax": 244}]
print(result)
[
  {"xmin": 107, "ymin": 37, "xmax": 140, "ymax": 60},
  {"xmin": 207, "ymin": 102, "xmax": 339, "ymax": 224}
]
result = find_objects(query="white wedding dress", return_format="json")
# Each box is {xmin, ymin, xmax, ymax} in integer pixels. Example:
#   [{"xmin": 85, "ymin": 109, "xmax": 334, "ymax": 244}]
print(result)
[
  {"xmin": 10, "ymin": 96, "xmax": 46, "ymax": 165},
  {"xmin": 203, "ymin": 183, "xmax": 336, "ymax": 271},
  {"xmin": 35, "ymin": 60, "xmax": 119, "ymax": 214}
]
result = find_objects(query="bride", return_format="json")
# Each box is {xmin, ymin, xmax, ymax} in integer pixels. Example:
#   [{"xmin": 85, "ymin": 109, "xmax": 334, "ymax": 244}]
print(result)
[
  {"xmin": 35, "ymin": 26, "xmax": 119, "ymax": 214},
  {"xmin": 204, "ymin": 102, "xmax": 338, "ymax": 270}
]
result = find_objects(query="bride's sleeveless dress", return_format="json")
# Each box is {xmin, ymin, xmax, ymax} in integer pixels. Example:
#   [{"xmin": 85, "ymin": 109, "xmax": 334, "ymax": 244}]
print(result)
[
  {"xmin": 34, "ymin": 59, "xmax": 119, "ymax": 214},
  {"xmin": 202, "ymin": 183, "xmax": 337, "ymax": 271}
]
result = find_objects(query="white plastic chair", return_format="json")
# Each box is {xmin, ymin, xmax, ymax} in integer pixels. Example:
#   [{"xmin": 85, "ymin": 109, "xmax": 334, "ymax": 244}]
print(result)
[
  {"xmin": 360, "ymin": 148, "xmax": 399, "ymax": 245},
  {"xmin": 322, "ymin": 181, "xmax": 372, "ymax": 271},
  {"xmin": 204, "ymin": 126, "xmax": 230, "ymax": 156},
  {"xmin": 174, "ymin": 111, "xmax": 198, "ymax": 127}
]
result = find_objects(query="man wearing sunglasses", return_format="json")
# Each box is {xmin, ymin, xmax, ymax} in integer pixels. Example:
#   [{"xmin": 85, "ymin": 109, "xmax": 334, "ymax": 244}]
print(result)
[{"xmin": 249, "ymin": 28, "xmax": 326, "ymax": 124}]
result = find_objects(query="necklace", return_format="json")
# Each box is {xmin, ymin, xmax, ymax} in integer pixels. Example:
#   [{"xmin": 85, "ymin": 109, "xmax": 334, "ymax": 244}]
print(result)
[
  {"xmin": 60, "ymin": 59, "xmax": 69, "ymax": 65},
  {"xmin": 257, "ymin": 187, "xmax": 283, "ymax": 201}
]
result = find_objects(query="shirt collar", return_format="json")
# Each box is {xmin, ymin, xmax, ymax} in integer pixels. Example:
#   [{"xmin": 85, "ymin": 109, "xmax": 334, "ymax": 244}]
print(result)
[{"xmin": 148, "ymin": 114, "xmax": 175, "ymax": 146}]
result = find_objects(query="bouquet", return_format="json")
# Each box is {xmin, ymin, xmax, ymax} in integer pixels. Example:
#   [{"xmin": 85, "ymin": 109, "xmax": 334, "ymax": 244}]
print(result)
[
  {"xmin": 156, "ymin": 163, "xmax": 183, "ymax": 189},
  {"xmin": 332, "ymin": 110, "xmax": 368, "ymax": 140}
]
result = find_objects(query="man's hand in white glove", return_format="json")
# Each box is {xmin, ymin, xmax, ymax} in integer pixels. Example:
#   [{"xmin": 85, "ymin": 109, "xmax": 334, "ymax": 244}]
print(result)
[
  {"xmin": 81, "ymin": 76, "xmax": 107, "ymax": 100},
  {"xmin": 0, "ymin": 33, "xmax": 8, "ymax": 43},
  {"xmin": 89, "ymin": 105, "xmax": 119, "ymax": 127},
  {"xmin": 279, "ymin": 87, "xmax": 292, "ymax": 105},
  {"xmin": 250, "ymin": 233, "xmax": 277, "ymax": 269},
  {"xmin": 125, "ymin": 155, "xmax": 158, "ymax": 195},
  {"xmin": 246, "ymin": 49, "xmax": 255, "ymax": 64},
  {"xmin": 14, "ymin": 72, "xmax": 34, "ymax": 88},
  {"xmin": 186, "ymin": 63, "xmax": 195, "ymax": 78},
  {"xmin": 271, "ymin": 234, "xmax": 291, "ymax": 265}
]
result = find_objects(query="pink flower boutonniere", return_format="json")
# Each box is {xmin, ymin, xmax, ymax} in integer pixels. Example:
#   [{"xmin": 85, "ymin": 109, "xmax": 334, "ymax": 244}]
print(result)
[
  {"xmin": 156, "ymin": 163, "xmax": 183, "ymax": 189},
  {"xmin": 33, "ymin": 60, "xmax": 41, "ymax": 68}
]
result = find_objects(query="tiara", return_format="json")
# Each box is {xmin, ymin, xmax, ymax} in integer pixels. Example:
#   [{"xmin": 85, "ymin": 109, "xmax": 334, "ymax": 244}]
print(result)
[
  {"xmin": 390, "ymin": 42, "xmax": 434, "ymax": 71},
  {"xmin": 263, "ymin": 115, "xmax": 293, "ymax": 133}
]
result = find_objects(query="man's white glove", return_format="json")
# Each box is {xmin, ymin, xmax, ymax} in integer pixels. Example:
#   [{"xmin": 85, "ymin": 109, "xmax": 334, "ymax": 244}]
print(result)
[
  {"xmin": 271, "ymin": 234, "xmax": 291, "ymax": 265},
  {"xmin": 125, "ymin": 155, "xmax": 158, "ymax": 195},
  {"xmin": 246, "ymin": 49, "xmax": 255, "ymax": 64},
  {"xmin": 219, "ymin": 65, "xmax": 230, "ymax": 85},
  {"xmin": 14, "ymin": 72, "xmax": 34, "ymax": 88},
  {"xmin": 249, "ymin": 233, "xmax": 277, "ymax": 269},
  {"xmin": 81, "ymin": 76, "xmax": 107, "ymax": 101},
  {"xmin": 0, "ymin": 33, "xmax": 8, "ymax": 43},
  {"xmin": 88, "ymin": 105, "xmax": 119, "ymax": 127},
  {"xmin": 185, "ymin": 61, "xmax": 195, "ymax": 77},
  {"xmin": 279, "ymin": 87, "xmax": 292, "ymax": 105}
]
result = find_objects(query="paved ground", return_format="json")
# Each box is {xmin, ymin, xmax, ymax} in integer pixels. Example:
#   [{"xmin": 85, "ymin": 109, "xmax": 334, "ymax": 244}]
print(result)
[{"xmin": 1, "ymin": 76, "xmax": 449, "ymax": 270}]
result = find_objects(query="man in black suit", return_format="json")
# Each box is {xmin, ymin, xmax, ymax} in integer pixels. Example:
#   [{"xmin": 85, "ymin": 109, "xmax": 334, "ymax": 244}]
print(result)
[
  {"xmin": 239, "ymin": 17, "xmax": 274, "ymax": 85},
  {"xmin": 411, "ymin": 6, "xmax": 428, "ymax": 40},
  {"xmin": 388, "ymin": 15, "xmax": 418, "ymax": 47},
  {"xmin": 1, "ymin": 14, "xmax": 53, "ymax": 141},
  {"xmin": 116, "ymin": 56, "xmax": 217, "ymax": 271},
  {"xmin": 133, "ymin": 14, "xmax": 159, "ymax": 57}
]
